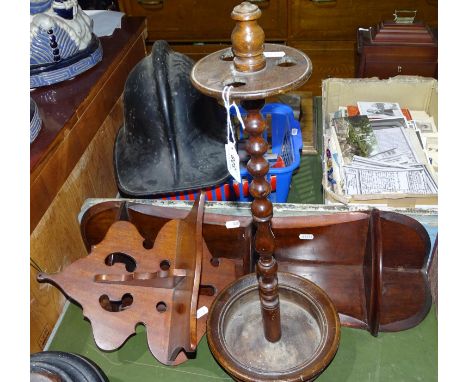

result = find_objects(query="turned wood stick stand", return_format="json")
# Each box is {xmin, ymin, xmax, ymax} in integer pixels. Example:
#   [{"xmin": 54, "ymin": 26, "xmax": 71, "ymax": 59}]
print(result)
[
  {"xmin": 229, "ymin": 4, "xmax": 281, "ymax": 341},
  {"xmin": 191, "ymin": 1, "xmax": 312, "ymax": 344},
  {"xmin": 190, "ymin": 18, "xmax": 318, "ymax": 382}
]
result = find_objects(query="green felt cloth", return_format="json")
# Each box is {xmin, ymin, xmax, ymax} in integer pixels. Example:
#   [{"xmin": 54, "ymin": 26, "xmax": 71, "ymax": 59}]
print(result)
[
  {"xmin": 48, "ymin": 302, "xmax": 437, "ymax": 381},
  {"xmin": 287, "ymin": 155, "xmax": 324, "ymax": 204}
]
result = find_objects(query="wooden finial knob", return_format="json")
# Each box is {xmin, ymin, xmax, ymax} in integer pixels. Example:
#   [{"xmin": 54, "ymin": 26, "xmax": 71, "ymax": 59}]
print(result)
[{"xmin": 231, "ymin": 2, "xmax": 266, "ymax": 73}]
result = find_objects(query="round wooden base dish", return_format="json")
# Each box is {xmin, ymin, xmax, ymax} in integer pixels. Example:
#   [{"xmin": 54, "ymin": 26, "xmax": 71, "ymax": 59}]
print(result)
[{"xmin": 207, "ymin": 272, "xmax": 340, "ymax": 382}]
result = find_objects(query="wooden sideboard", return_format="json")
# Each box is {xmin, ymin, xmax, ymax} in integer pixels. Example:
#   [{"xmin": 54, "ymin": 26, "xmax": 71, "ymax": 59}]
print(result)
[
  {"xmin": 118, "ymin": 0, "xmax": 438, "ymax": 95},
  {"xmin": 30, "ymin": 17, "xmax": 147, "ymax": 353}
]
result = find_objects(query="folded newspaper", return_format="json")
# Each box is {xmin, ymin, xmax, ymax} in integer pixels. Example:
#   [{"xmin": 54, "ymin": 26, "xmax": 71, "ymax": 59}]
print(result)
[
  {"xmin": 343, "ymin": 160, "xmax": 437, "ymax": 195},
  {"xmin": 329, "ymin": 110, "xmax": 438, "ymax": 196}
]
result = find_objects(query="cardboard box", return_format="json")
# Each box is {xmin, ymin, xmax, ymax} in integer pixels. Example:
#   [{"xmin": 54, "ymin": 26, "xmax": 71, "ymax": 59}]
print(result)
[{"xmin": 321, "ymin": 76, "xmax": 438, "ymax": 208}]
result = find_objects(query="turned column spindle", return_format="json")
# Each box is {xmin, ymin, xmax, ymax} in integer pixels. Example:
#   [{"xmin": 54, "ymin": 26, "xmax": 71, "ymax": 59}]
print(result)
[
  {"xmin": 242, "ymin": 98, "xmax": 281, "ymax": 342},
  {"xmin": 231, "ymin": 2, "xmax": 281, "ymax": 343}
]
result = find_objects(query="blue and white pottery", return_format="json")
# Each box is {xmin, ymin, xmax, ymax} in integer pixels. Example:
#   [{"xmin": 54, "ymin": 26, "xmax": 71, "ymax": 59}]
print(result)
[
  {"xmin": 30, "ymin": 98, "xmax": 42, "ymax": 143},
  {"xmin": 30, "ymin": 0, "xmax": 103, "ymax": 88}
]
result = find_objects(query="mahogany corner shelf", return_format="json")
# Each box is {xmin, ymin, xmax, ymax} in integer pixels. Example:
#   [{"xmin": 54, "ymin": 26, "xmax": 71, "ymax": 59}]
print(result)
[{"xmin": 30, "ymin": 16, "xmax": 147, "ymax": 353}]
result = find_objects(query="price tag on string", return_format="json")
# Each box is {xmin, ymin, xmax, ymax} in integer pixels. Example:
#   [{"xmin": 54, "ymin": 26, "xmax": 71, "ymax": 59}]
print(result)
[
  {"xmin": 225, "ymin": 142, "xmax": 241, "ymax": 183},
  {"xmin": 222, "ymin": 85, "xmax": 245, "ymax": 183}
]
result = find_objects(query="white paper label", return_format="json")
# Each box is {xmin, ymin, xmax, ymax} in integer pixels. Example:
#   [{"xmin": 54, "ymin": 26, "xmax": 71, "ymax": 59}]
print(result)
[
  {"xmin": 291, "ymin": 128, "xmax": 298, "ymax": 136},
  {"xmin": 225, "ymin": 220, "xmax": 241, "ymax": 229},
  {"xmin": 225, "ymin": 142, "xmax": 242, "ymax": 183},
  {"xmin": 197, "ymin": 306, "xmax": 209, "ymax": 319},
  {"xmin": 264, "ymin": 51, "xmax": 286, "ymax": 58},
  {"xmin": 299, "ymin": 233, "xmax": 315, "ymax": 240}
]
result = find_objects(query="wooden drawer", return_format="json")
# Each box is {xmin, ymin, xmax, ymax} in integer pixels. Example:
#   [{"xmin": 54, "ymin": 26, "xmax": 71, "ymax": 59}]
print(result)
[
  {"xmin": 363, "ymin": 60, "xmax": 437, "ymax": 79},
  {"xmin": 358, "ymin": 45, "xmax": 437, "ymax": 78},
  {"xmin": 119, "ymin": 0, "xmax": 288, "ymax": 42},
  {"xmin": 289, "ymin": 40, "xmax": 356, "ymax": 94},
  {"xmin": 289, "ymin": 0, "xmax": 438, "ymax": 41}
]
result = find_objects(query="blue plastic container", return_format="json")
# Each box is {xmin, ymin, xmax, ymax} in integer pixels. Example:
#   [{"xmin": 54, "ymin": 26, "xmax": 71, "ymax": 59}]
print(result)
[
  {"xmin": 234, "ymin": 102, "xmax": 302, "ymax": 202},
  {"xmin": 156, "ymin": 103, "xmax": 302, "ymax": 203}
]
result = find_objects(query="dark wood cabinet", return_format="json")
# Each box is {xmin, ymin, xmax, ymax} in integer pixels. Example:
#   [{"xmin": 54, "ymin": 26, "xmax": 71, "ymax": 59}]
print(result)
[
  {"xmin": 288, "ymin": 0, "xmax": 437, "ymax": 41},
  {"xmin": 357, "ymin": 21, "xmax": 438, "ymax": 79},
  {"xmin": 287, "ymin": 0, "xmax": 437, "ymax": 92},
  {"xmin": 119, "ymin": 0, "xmax": 288, "ymax": 42},
  {"xmin": 118, "ymin": 0, "xmax": 438, "ymax": 95}
]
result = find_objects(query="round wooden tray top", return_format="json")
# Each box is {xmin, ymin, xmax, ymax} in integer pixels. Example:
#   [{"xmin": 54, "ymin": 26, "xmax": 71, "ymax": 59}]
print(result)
[{"xmin": 191, "ymin": 43, "xmax": 312, "ymax": 100}]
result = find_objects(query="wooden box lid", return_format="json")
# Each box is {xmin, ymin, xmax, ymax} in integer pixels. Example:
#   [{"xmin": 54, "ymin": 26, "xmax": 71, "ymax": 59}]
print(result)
[{"xmin": 359, "ymin": 21, "xmax": 437, "ymax": 47}]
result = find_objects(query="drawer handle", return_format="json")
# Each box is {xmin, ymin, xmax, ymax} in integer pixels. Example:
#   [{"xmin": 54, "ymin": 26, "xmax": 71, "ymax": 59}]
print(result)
[
  {"xmin": 310, "ymin": 0, "xmax": 337, "ymax": 4},
  {"xmin": 249, "ymin": 0, "xmax": 270, "ymax": 7},
  {"xmin": 393, "ymin": 9, "xmax": 417, "ymax": 24},
  {"xmin": 138, "ymin": 0, "xmax": 164, "ymax": 9}
]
